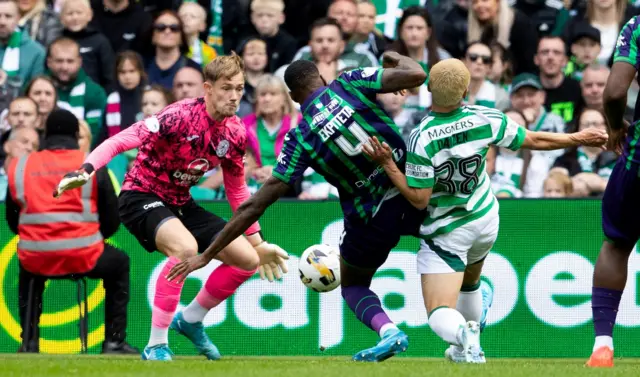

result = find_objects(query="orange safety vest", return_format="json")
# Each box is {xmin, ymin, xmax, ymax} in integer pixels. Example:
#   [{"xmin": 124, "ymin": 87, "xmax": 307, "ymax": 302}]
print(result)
[{"xmin": 7, "ymin": 149, "xmax": 104, "ymax": 276}]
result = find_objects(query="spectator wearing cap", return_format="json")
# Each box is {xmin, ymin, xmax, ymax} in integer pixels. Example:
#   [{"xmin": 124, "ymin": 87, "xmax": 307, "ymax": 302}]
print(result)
[
  {"xmin": 467, "ymin": 0, "xmax": 538, "ymax": 75},
  {"xmin": 89, "ymin": 0, "xmax": 152, "ymax": 55},
  {"xmin": 5, "ymin": 108, "xmax": 137, "ymax": 354},
  {"xmin": 60, "ymin": 0, "xmax": 115, "ymax": 91},
  {"xmin": 535, "ymin": 35, "xmax": 582, "ymax": 124},
  {"xmin": 46, "ymin": 37, "xmax": 107, "ymax": 144},
  {"xmin": 564, "ymin": 22, "xmax": 601, "ymax": 81},
  {"xmin": 249, "ymin": 0, "xmax": 298, "ymax": 73},
  {"xmin": 292, "ymin": 0, "xmax": 379, "ymax": 69},
  {"xmin": 509, "ymin": 73, "xmax": 566, "ymax": 198},
  {"xmin": 17, "ymin": 0, "xmax": 62, "ymax": 48}
]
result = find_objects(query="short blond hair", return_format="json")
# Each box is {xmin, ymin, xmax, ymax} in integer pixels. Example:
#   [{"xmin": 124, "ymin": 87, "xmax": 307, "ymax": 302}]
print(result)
[
  {"xmin": 251, "ymin": 0, "xmax": 285, "ymax": 13},
  {"xmin": 204, "ymin": 53, "xmax": 244, "ymax": 83},
  {"xmin": 428, "ymin": 58, "xmax": 470, "ymax": 107},
  {"xmin": 544, "ymin": 171, "xmax": 573, "ymax": 195},
  {"xmin": 178, "ymin": 1, "xmax": 207, "ymax": 21},
  {"xmin": 61, "ymin": 0, "xmax": 90, "ymax": 13}
]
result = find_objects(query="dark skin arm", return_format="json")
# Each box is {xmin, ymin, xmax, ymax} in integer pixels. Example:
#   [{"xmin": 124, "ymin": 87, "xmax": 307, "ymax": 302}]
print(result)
[
  {"xmin": 378, "ymin": 51, "xmax": 428, "ymax": 94},
  {"xmin": 167, "ymin": 177, "xmax": 291, "ymax": 281},
  {"xmin": 604, "ymin": 62, "xmax": 635, "ymax": 154}
]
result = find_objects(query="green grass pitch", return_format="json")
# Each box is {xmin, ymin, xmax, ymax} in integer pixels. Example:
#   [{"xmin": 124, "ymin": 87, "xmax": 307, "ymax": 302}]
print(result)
[{"xmin": 2, "ymin": 355, "xmax": 640, "ymax": 377}]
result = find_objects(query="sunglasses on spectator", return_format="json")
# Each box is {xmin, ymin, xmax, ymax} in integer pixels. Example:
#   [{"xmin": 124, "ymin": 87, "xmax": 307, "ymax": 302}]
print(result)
[
  {"xmin": 466, "ymin": 54, "xmax": 492, "ymax": 65},
  {"xmin": 154, "ymin": 23, "xmax": 181, "ymax": 33}
]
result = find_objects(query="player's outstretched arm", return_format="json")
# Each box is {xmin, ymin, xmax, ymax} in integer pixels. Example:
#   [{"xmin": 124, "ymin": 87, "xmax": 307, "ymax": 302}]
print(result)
[
  {"xmin": 378, "ymin": 51, "xmax": 428, "ymax": 94},
  {"xmin": 521, "ymin": 127, "xmax": 608, "ymax": 151},
  {"xmin": 363, "ymin": 137, "xmax": 432, "ymax": 210},
  {"xmin": 167, "ymin": 177, "xmax": 291, "ymax": 282}
]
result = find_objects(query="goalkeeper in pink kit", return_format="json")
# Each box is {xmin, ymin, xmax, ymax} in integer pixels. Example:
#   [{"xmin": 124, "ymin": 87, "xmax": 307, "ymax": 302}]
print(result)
[{"xmin": 55, "ymin": 55, "xmax": 289, "ymax": 361}]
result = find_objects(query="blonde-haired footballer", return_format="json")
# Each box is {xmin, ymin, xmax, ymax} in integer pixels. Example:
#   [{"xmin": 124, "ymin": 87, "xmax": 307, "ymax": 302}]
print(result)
[{"xmin": 363, "ymin": 58, "xmax": 608, "ymax": 363}]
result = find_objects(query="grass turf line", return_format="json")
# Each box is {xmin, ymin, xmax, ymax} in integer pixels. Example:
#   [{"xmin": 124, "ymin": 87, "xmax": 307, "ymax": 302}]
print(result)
[{"xmin": 1, "ymin": 356, "xmax": 640, "ymax": 377}]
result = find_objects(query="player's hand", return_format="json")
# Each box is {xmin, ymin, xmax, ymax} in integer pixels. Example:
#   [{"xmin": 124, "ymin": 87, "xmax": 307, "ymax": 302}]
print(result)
[
  {"xmin": 607, "ymin": 127, "xmax": 627, "ymax": 156},
  {"xmin": 382, "ymin": 51, "xmax": 401, "ymax": 68},
  {"xmin": 254, "ymin": 242, "xmax": 289, "ymax": 282},
  {"xmin": 53, "ymin": 168, "xmax": 92, "ymax": 198},
  {"xmin": 167, "ymin": 254, "xmax": 209, "ymax": 283},
  {"xmin": 572, "ymin": 128, "xmax": 608, "ymax": 149},
  {"xmin": 363, "ymin": 136, "xmax": 394, "ymax": 166}
]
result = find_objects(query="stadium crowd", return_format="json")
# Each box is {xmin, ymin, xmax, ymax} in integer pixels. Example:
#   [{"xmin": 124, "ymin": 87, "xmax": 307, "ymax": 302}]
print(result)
[{"xmin": 0, "ymin": 0, "xmax": 636, "ymax": 202}]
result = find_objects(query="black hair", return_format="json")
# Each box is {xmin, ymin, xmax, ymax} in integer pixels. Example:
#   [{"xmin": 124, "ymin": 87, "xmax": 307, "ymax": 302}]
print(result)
[
  {"xmin": 284, "ymin": 60, "xmax": 320, "ymax": 93},
  {"xmin": 309, "ymin": 17, "xmax": 345, "ymax": 41}
]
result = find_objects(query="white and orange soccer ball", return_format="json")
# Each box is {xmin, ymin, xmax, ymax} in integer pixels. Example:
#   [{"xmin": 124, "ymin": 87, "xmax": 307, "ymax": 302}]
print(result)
[{"xmin": 298, "ymin": 244, "xmax": 341, "ymax": 292}]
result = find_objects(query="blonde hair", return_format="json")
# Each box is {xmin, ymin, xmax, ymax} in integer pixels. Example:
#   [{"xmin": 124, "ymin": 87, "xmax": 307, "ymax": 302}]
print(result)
[
  {"xmin": 251, "ymin": 0, "xmax": 285, "ymax": 13},
  {"xmin": 587, "ymin": 0, "xmax": 627, "ymax": 24},
  {"xmin": 178, "ymin": 1, "xmax": 207, "ymax": 21},
  {"xmin": 204, "ymin": 52, "xmax": 244, "ymax": 83},
  {"xmin": 61, "ymin": 0, "xmax": 90, "ymax": 13},
  {"xmin": 428, "ymin": 59, "xmax": 470, "ymax": 107},
  {"xmin": 467, "ymin": 0, "xmax": 514, "ymax": 49},
  {"xmin": 544, "ymin": 171, "xmax": 573, "ymax": 196},
  {"xmin": 255, "ymin": 74, "xmax": 296, "ymax": 117}
]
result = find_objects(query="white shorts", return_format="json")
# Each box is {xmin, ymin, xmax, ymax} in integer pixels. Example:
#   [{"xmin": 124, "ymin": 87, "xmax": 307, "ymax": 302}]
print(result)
[{"xmin": 417, "ymin": 204, "xmax": 499, "ymax": 274}]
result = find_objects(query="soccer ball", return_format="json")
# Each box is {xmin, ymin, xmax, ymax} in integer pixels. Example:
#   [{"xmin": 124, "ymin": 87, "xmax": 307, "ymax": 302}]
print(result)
[{"xmin": 298, "ymin": 244, "xmax": 341, "ymax": 292}]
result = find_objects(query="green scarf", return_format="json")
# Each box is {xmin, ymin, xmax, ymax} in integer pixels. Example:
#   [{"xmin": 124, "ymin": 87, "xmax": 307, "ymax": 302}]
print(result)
[
  {"xmin": 3, "ymin": 28, "xmax": 21, "ymax": 77},
  {"xmin": 207, "ymin": 0, "xmax": 223, "ymax": 55},
  {"xmin": 59, "ymin": 81, "xmax": 87, "ymax": 120},
  {"xmin": 576, "ymin": 147, "xmax": 594, "ymax": 173}
]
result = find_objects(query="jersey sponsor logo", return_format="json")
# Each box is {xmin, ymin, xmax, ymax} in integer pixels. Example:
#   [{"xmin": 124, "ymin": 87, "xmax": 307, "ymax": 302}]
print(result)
[
  {"xmin": 355, "ymin": 166, "xmax": 384, "ymax": 188},
  {"xmin": 311, "ymin": 99, "xmax": 343, "ymax": 129},
  {"xmin": 216, "ymin": 140, "xmax": 230, "ymax": 158},
  {"xmin": 406, "ymin": 163, "xmax": 433, "ymax": 179},
  {"xmin": 277, "ymin": 151, "xmax": 287, "ymax": 165},
  {"xmin": 173, "ymin": 158, "xmax": 210, "ymax": 185},
  {"xmin": 426, "ymin": 120, "xmax": 476, "ymax": 141},
  {"xmin": 360, "ymin": 67, "xmax": 378, "ymax": 78},
  {"xmin": 145, "ymin": 116, "xmax": 160, "ymax": 133},
  {"xmin": 143, "ymin": 201, "xmax": 164, "ymax": 210},
  {"xmin": 318, "ymin": 106, "xmax": 356, "ymax": 142}
]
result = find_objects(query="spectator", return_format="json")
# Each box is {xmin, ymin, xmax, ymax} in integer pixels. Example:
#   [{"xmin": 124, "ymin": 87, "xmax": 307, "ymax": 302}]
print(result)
[
  {"xmin": 435, "ymin": 0, "xmax": 469, "ymax": 59},
  {"xmin": 553, "ymin": 108, "xmax": 616, "ymax": 183},
  {"xmin": 178, "ymin": 2, "xmax": 216, "ymax": 69},
  {"xmin": 250, "ymin": 0, "xmax": 297, "ymax": 73},
  {"xmin": 7, "ymin": 96, "xmax": 39, "ymax": 131},
  {"xmin": 144, "ymin": 10, "xmax": 200, "ymax": 89},
  {"xmin": 173, "ymin": 66, "xmax": 204, "ymax": 101},
  {"xmin": 0, "ymin": 127, "xmax": 38, "ymax": 200},
  {"xmin": 239, "ymin": 37, "xmax": 268, "ymax": 117},
  {"xmin": 388, "ymin": 6, "xmax": 449, "ymax": 112},
  {"xmin": 491, "ymin": 108, "xmax": 528, "ymax": 198},
  {"xmin": 543, "ymin": 170, "xmax": 573, "ymax": 197},
  {"xmin": 292, "ymin": 1, "xmax": 379, "ymax": 69},
  {"xmin": 102, "ymin": 51, "xmax": 146, "ymax": 144},
  {"xmin": 511, "ymin": 0, "xmax": 564, "ymax": 38},
  {"xmin": 141, "ymin": 84, "xmax": 173, "ymax": 119},
  {"xmin": 17, "ymin": 0, "xmax": 62, "ymax": 47},
  {"xmin": 535, "ymin": 36, "xmax": 582, "ymax": 123},
  {"xmin": 579, "ymin": 64, "xmax": 609, "ymax": 114},
  {"xmin": 276, "ymin": 18, "xmax": 349, "ymax": 84},
  {"xmin": 468, "ymin": 0, "xmax": 538, "ymax": 75},
  {"xmin": 377, "ymin": 91, "xmax": 412, "ymax": 142},
  {"xmin": 564, "ymin": 0, "xmax": 633, "ymax": 66},
  {"xmin": 0, "ymin": 0, "xmax": 45, "ymax": 106},
  {"xmin": 509, "ymin": 73, "xmax": 566, "ymax": 198},
  {"xmin": 463, "ymin": 41, "xmax": 509, "ymax": 110},
  {"xmin": 25, "ymin": 76, "xmax": 57, "ymax": 130},
  {"xmin": 89, "ymin": 0, "xmax": 152, "ymax": 55},
  {"xmin": 488, "ymin": 41, "xmax": 513, "ymax": 91},
  {"xmin": 60, "ymin": 0, "xmax": 115, "ymax": 91},
  {"xmin": 6, "ymin": 109, "xmax": 137, "ymax": 355},
  {"xmin": 352, "ymin": 0, "xmax": 387, "ymax": 59},
  {"xmin": 242, "ymin": 74, "xmax": 300, "ymax": 184},
  {"xmin": 564, "ymin": 22, "xmax": 601, "ymax": 81},
  {"xmin": 47, "ymin": 37, "xmax": 107, "ymax": 143}
]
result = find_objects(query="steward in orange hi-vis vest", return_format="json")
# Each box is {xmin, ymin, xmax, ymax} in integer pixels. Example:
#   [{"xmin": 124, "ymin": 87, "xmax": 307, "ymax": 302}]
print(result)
[{"xmin": 7, "ymin": 149, "xmax": 103, "ymax": 276}]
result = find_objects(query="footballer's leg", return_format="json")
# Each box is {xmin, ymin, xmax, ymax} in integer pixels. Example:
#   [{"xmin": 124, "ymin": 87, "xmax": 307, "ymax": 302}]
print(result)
[
  {"xmin": 172, "ymin": 204, "xmax": 258, "ymax": 360},
  {"xmin": 587, "ymin": 163, "xmax": 640, "ymax": 367}
]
